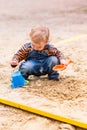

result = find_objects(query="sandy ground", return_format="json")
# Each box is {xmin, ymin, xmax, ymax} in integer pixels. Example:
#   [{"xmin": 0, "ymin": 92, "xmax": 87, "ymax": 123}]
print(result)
[{"xmin": 0, "ymin": 0, "xmax": 87, "ymax": 129}]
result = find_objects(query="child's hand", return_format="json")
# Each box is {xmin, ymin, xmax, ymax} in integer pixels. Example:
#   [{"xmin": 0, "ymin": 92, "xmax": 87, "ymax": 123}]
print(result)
[
  {"xmin": 60, "ymin": 59, "xmax": 68, "ymax": 66},
  {"xmin": 10, "ymin": 60, "xmax": 18, "ymax": 68}
]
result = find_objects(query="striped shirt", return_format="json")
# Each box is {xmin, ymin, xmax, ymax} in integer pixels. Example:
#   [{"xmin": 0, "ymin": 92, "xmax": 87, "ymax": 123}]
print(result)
[{"xmin": 12, "ymin": 42, "xmax": 65, "ymax": 63}]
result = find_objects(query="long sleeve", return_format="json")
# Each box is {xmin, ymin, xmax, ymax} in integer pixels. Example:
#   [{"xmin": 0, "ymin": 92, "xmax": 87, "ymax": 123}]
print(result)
[
  {"xmin": 12, "ymin": 43, "xmax": 31, "ymax": 63},
  {"xmin": 47, "ymin": 44, "xmax": 66, "ymax": 61}
]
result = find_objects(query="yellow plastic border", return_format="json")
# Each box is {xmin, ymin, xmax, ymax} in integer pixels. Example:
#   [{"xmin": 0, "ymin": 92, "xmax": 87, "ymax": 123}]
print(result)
[
  {"xmin": 0, "ymin": 98, "xmax": 87, "ymax": 129},
  {"xmin": 53, "ymin": 34, "xmax": 87, "ymax": 43}
]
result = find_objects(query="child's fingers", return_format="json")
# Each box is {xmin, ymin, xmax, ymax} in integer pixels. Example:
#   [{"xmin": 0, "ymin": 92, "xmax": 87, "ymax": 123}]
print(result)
[{"xmin": 10, "ymin": 60, "xmax": 18, "ymax": 68}]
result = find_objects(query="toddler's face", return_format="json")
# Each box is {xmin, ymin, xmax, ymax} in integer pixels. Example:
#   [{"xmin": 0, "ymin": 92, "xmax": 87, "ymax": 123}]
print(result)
[{"xmin": 32, "ymin": 42, "xmax": 47, "ymax": 51}]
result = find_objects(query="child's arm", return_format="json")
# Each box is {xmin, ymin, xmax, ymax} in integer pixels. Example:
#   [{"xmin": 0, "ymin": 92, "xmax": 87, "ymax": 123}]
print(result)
[
  {"xmin": 49, "ymin": 44, "xmax": 68, "ymax": 65},
  {"xmin": 10, "ymin": 43, "xmax": 31, "ymax": 67},
  {"xmin": 55, "ymin": 51, "xmax": 68, "ymax": 66}
]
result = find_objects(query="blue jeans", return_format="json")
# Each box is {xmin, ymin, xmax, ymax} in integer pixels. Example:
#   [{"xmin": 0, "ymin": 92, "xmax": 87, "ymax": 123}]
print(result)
[{"xmin": 19, "ymin": 56, "xmax": 59, "ymax": 80}]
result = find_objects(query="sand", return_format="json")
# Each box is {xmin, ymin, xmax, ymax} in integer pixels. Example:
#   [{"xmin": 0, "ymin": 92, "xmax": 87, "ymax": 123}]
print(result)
[{"xmin": 0, "ymin": 0, "xmax": 87, "ymax": 129}]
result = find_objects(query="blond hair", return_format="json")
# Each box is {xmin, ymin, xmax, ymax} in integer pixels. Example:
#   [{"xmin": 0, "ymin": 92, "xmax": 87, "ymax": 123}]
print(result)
[{"xmin": 30, "ymin": 26, "xmax": 49, "ymax": 44}]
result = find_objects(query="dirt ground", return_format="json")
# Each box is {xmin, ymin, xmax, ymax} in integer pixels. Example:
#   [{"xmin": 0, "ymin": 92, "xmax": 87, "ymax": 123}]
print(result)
[{"xmin": 0, "ymin": 0, "xmax": 87, "ymax": 129}]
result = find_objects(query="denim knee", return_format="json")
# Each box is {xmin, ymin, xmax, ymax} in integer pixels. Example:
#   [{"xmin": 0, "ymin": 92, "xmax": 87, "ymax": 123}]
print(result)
[
  {"xmin": 49, "ymin": 56, "xmax": 58, "ymax": 64},
  {"xmin": 19, "ymin": 61, "xmax": 32, "ymax": 72},
  {"xmin": 47, "ymin": 56, "xmax": 59, "ymax": 68},
  {"xmin": 19, "ymin": 62, "xmax": 29, "ymax": 79},
  {"xmin": 19, "ymin": 61, "xmax": 36, "ymax": 79},
  {"xmin": 19, "ymin": 60, "xmax": 41, "ymax": 79}
]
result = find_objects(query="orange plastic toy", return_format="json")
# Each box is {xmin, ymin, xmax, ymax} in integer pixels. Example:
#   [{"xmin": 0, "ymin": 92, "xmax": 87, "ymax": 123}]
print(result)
[{"xmin": 53, "ymin": 60, "xmax": 73, "ymax": 71}]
